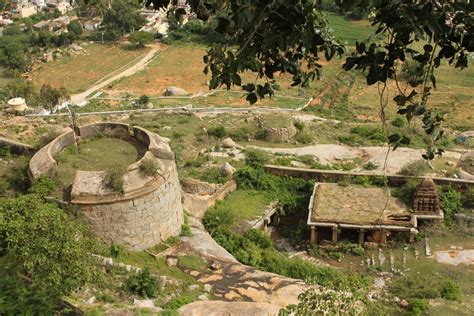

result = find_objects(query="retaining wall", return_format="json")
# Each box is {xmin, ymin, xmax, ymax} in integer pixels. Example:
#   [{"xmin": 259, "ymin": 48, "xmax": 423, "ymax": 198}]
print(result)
[
  {"xmin": 265, "ymin": 165, "xmax": 474, "ymax": 191},
  {"xmin": 0, "ymin": 136, "xmax": 34, "ymax": 155},
  {"xmin": 80, "ymin": 165, "xmax": 183, "ymax": 250}
]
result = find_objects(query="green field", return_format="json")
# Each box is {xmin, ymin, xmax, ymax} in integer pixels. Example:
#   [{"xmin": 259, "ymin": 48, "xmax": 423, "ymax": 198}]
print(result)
[{"xmin": 324, "ymin": 11, "xmax": 375, "ymax": 45}]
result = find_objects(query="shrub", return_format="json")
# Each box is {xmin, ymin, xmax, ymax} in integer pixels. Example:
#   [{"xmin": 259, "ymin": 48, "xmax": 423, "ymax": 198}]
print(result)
[
  {"xmin": 254, "ymin": 128, "xmax": 268, "ymax": 140},
  {"xmin": 0, "ymin": 147, "xmax": 11, "ymax": 158},
  {"xmin": 28, "ymin": 176, "xmax": 55, "ymax": 196},
  {"xmin": 198, "ymin": 167, "xmax": 228, "ymax": 184},
  {"xmin": 109, "ymin": 244, "xmax": 125, "ymax": 258},
  {"xmin": 293, "ymin": 120, "xmax": 305, "ymax": 131},
  {"xmin": 180, "ymin": 212, "xmax": 192, "ymax": 237},
  {"xmin": 438, "ymin": 186, "xmax": 463, "ymax": 226},
  {"xmin": 138, "ymin": 95, "xmax": 150, "ymax": 105},
  {"xmin": 230, "ymin": 127, "xmax": 251, "ymax": 141},
  {"xmin": 273, "ymin": 156, "xmax": 292, "ymax": 166},
  {"xmin": 363, "ymin": 162, "xmax": 378, "ymax": 170},
  {"xmin": 407, "ymin": 299, "xmax": 429, "ymax": 316},
  {"xmin": 392, "ymin": 179, "xmax": 420, "ymax": 206},
  {"xmin": 338, "ymin": 134, "xmax": 359, "ymax": 145},
  {"xmin": 391, "ymin": 116, "xmax": 407, "ymax": 128},
  {"xmin": 203, "ymin": 204, "xmax": 237, "ymax": 234},
  {"xmin": 122, "ymin": 268, "xmax": 159, "ymax": 298},
  {"xmin": 350, "ymin": 125, "xmax": 386, "ymax": 144},
  {"xmin": 235, "ymin": 167, "xmax": 276, "ymax": 191},
  {"xmin": 139, "ymin": 157, "xmax": 160, "ymax": 176},
  {"xmin": 295, "ymin": 131, "xmax": 312, "ymax": 144},
  {"xmin": 207, "ymin": 125, "xmax": 226, "ymax": 139},
  {"xmin": 398, "ymin": 160, "xmax": 431, "ymax": 177},
  {"xmin": 245, "ymin": 149, "xmax": 269, "ymax": 168},
  {"xmin": 464, "ymin": 188, "xmax": 474, "ymax": 208},
  {"xmin": 441, "ymin": 280, "xmax": 462, "ymax": 302},
  {"xmin": 106, "ymin": 168, "xmax": 125, "ymax": 193}
]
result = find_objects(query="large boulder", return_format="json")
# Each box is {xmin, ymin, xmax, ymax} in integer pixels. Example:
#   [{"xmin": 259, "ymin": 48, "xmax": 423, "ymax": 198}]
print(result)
[
  {"xmin": 164, "ymin": 86, "xmax": 189, "ymax": 96},
  {"xmin": 222, "ymin": 137, "xmax": 237, "ymax": 148},
  {"xmin": 178, "ymin": 301, "xmax": 280, "ymax": 316},
  {"xmin": 221, "ymin": 162, "xmax": 236, "ymax": 176}
]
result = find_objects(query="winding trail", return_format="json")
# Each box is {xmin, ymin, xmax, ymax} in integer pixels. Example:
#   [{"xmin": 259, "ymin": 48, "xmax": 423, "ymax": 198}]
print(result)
[{"xmin": 70, "ymin": 45, "xmax": 163, "ymax": 105}]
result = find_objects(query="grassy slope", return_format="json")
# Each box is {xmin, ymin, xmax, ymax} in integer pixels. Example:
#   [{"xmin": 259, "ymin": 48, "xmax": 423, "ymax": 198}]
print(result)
[{"xmin": 30, "ymin": 43, "xmax": 150, "ymax": 93}]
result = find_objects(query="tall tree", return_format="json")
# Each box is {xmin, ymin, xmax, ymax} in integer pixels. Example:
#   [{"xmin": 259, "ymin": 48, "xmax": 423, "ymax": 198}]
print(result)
[
  {"xmin": 101, "ymin": 0, "xmax": 147, "ymax": 40},
  {"xmin": 0, "ymin": 193, "xmax": 99, "ymax": 314},
  {"xmin": 39, "ymin": 84, "xmax": 69, "ymax": 113}
]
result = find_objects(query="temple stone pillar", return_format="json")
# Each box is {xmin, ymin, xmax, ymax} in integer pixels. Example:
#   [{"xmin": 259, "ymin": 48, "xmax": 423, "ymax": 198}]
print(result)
[
  {"xmin": 358, "ymin": 229, "xmax": 365, "ymax": 245},
  {"xmin": 331, "ymin": 227, "xmax": 338, "ymax": 243},
  {"xmin": 310, "ymin": 226, "xmax": 318, "ymax": 244}
]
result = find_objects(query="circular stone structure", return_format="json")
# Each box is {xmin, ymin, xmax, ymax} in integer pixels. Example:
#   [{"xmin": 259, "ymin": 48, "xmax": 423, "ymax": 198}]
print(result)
[
  {"xmin": 458, "ymin": 151, "xmax": 474, "ymax": 180},
  {"xmin": 7, "ymin": 97, "xmax": 28, "ymax": 113},
  {"xmin": 29, "ymin": 122, "xmax": 183, "ymax": 250}
]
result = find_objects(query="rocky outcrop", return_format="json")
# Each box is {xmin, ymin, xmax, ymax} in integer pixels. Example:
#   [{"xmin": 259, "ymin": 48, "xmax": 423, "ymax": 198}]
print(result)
[
  {"xmin": 178, "ymin": 301, "xmax": 280, "ymax": 316},
  {"xmin": 164, "ymin": 86, "xmax": 189, "ymax": 96}
]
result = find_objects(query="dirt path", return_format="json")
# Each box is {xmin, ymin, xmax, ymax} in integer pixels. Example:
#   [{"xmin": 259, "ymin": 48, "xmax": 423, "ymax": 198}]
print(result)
[
  {"xmin": 251, "ymin": 144, "xmax": 463, "ymax": 174},
  {"xmin": 70, "ymin": 45, "xmax": 162, "ymax": 105}
]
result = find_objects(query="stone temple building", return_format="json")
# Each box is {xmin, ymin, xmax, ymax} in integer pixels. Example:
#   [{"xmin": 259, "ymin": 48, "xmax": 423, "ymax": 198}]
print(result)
[{"xmin": 307, "ymin": 179, "xmax": 444, "ymax": 245}]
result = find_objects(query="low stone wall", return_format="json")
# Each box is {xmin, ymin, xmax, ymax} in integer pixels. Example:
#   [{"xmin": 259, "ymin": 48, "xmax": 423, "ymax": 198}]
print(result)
[
  {"xmin": 181, "ymin": 178, "xmax": 220, "ymax": 195},
  {"xmin": 265, "ymin": 165, "xmax": 474, "ymax": 191},
  {"xmin": 0, "ymin": 136, "xmax": 34, "ymax": 155},
  {"xmin": 79, "ymin": 165, "xmax": 183, "ymax": 250},
  {"xmin": 133, "ymin": 126, "xmax": 174, "ymax": 160},
  {"xmin": 77, "ymin": 122, "xmax": 130, "ymax": 139},
  {"xmin": 265, "ymin": 125, "xmax": 297, "ymax": 143},
  {"xmin": 28, "ymin": 128, "xmax": 76, "ymax": 179},
  {"xmin": 182, "ymin": 180, "xmax": 237, "ymax": 219}
]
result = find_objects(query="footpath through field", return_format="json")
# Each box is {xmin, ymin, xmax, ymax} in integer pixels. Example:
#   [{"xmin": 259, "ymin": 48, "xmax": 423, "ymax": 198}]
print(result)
[{"xmin": 70, "ymin": 44, "xmax": 163, "ymax": 105}]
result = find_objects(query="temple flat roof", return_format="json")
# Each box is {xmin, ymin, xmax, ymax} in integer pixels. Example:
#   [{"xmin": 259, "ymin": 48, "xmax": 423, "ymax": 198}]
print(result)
[{"xmin": 309, "ymin": 183, "xmax": 415, "ymax": 228}]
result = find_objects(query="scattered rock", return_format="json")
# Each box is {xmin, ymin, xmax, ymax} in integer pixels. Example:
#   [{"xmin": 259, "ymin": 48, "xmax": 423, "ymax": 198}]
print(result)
[
  {"xmin": 204, "ymin": 284, "xmax": 212, "ymax": 293},
  {"xmin": 364, "ymin": 242, "xmax": 378, "ymax": 250},
  {"xmin": 446, "ymin": 161, "xmax": 455, "ymax": 167},
  {"xmin": 221, "ymin": 162, "xmax": 236, "ymax": 176},
  {"xmin": 164, "ymin": 86, "xmax": 189, "ymax": 96},
  {"xmin": 86, "ymin": 296, "xmax": 96, "ymax": 304},
  {"xmin": 210, "ymin": 261, "xmax": 222, "ymax": 270},
  {"xmin": 188, "ymin": 284, "xmax": 200, "ymax": 291},
  {"xmin": 198, "ymin": 294, "xmax": 209, "ymax": 301},
  {"xmin": 374, "ymin": 278, "xmax": 385, "ymax": 289},
  {"xmin": 146, "ymin": 102, "xmax": 154, "ymax": 109},
  {"xmin": 103, "ymin": 257, "xmax": 113, "ymax": 266},
  {"xmin": 400, "ymin": 299, "xmax": 409, "ymax": 308},
  {"xmin": 166, "ymin": 255, "xmax": 178, "ymax": 267},
  {"xmin": 162, "ymin": 126, "xmax": 172, "ymax": 131},
  {"xmin": 393, "ymin": 296, "xmax": 400, "ymax": 304},
  {"xmin": 133, "ymin": 298, "xmax": 156, "ymax": 308},
  {"xmin": 222, "ymin": 137, "xmax": 237, "ymax": 148},
  {"xmin": 125, "ymin": 265, "xmax": 132, "ymax": 272}
]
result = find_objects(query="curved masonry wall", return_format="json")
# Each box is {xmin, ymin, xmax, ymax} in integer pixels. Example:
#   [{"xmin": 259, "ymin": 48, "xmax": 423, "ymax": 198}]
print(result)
[
  {"xmin": 29, "ymin": 122, "xmax": 183, "ymax": 251},
  {"xmin": 81, "ymin": 165, "xmax": 183, "ymax": 250}
]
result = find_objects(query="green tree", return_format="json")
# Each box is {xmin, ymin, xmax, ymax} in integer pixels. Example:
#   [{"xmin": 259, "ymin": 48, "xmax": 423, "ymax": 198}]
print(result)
[
  {"xmin": 101, "ymin": 0, "xmax": 147, "ymax": 40},
  {"xmin": 167, "ymin": 1, "xmax": 473, "ymax": 159},
  {"xmin": 67, "ymin": 20, "xmax": 84, "ymax": 39},
  {"xmin": 0, "ymin": 194, "xmax": 99, "ymax": 314},
  {"xmin": 129, "ymin": 31, "xmax": 154, "ymax": 48},
  {"xmin": 2, "ymin": 41, "xmax": 30, "ymax": 72},
  {"xmin": 39, "ymin": 84, "xmax": 70, "ymax": 113}
]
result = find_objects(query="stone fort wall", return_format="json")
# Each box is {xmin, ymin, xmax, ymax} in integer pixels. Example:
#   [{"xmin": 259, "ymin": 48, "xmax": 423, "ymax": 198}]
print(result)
[
  {"xmin": 80, "ymin": 163, "xmax": 183, "ymax": 250},
  {"xmin": 29, "ymin": 122, "xmax": 183, "ymax": 251}
]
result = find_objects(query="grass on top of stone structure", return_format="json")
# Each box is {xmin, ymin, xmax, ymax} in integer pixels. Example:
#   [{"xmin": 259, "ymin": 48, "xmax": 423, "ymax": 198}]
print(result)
[{"xmin": 55, "ymin": 136, "xmax": 147, "ymax": 189}]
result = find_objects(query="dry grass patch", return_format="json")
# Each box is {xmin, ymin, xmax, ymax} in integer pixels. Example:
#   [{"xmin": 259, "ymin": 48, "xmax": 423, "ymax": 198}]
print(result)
[{"xmin": 31, "ymin": 43, "xmax": 151, "ymax": 93}]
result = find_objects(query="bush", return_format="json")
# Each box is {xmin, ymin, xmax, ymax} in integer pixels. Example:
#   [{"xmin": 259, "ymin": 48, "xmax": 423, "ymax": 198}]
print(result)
[
  {"xmin": 203, "ymin": 204, "xmax": 237, "ymax": 234},
  {"xmin": 295, "ymin": 131, "xmax": 312, "ymax": 144},
  {"xmin": 464, "ymin": 188, "xmax": 474, "ymax": 208},
  {"xmin": 122, "ymin": 268, "xmax": 159, "ymax": 298},
  {"xmin": 244, "ymin": 149, "xmax": 269, "ymax": 168},
  {"xmin": 109, "ymin": 244, "xmax": 125, "ymax": 258},
  {"xmin": 0, "ymin": 147, "xmax": 11, "ymax": 158},
  {"xmin": 393, "ymin": 179, "xmax": 420, "ymax": 206},
  {"xmin": 350, "ymin": 125, "xmax": 386, "ymax": 145},
  {"xmin": 139, "ymin": 157, "xmax": 160, "ymax": 176},
  {"xmin": 407, "ymin": 299, "xmax": 429, "ymax": 316},
  {"xmin": 391, "ymin": 116, "xmax": 407, "ymax": 128},
  {"xmin": 398, "ymin": 160, "xmax": 431, "ymax": 177},
  {"xmin": 138, "ymin": 95, "xmax": 150, "ymax": 105},
  {"xmin": 106, "ymin": 168, "xmax": 125, "ymax": 193},
  {"xmin": 441, "ymin": 279, "xmax": 462, "ymax": 302},
  {"xmin": 438, "ymin": 186, "xmax": 463, "ymax": 226},
  {"xmin": 198, "ymin": 167, "xmax": 228, "ymax": 184},
  {"xmin": 180, "ymin": 212, "xmax": 192, "ymax": 237},
  {"xmin": 363, "ymin": 162, "xmax": 378, "ymax": 170},
  {"xmin": 254, "ymin": 128, "xmax": 268, "ymax": 140},
  {"xmin": 28, "ymin": 176, "xmax": 55, "ymax": 196},
  {"xmin": 207, "ymin": 126, "xmax": 226, "ymax": 138},
  {"xmin": 293, "ymin": 120, "xmax": 305, "ymax": 131}
]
